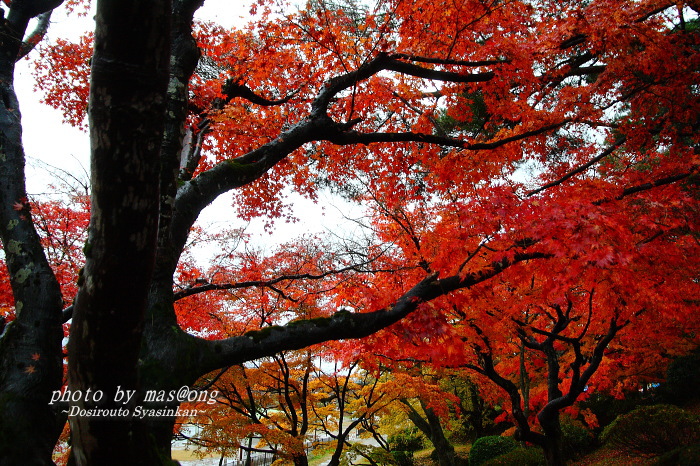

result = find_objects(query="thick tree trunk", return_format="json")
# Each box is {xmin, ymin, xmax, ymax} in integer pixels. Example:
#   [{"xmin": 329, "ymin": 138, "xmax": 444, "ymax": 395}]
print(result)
[
  {"xmin": 139, "ymin": 304, "xmax": 206, "ymax": 460},
  {"xmin": 146, "ymin": 413, "xmax": 181, "ymax": 462},
  {"xmin": 0, "ymin": 4, "xmax": 66, "ymax": 465},
  {"xmin": 66, "ymin": 0, "xmax": 171, "ymax": 463},
  {"xmin": 542, "ymin": 446, "xmax": 564, "ymax": 466},
  {"xmin": 0, "ymin": 81, "xmax": 64, "ymax": 466},
  {"xmin": 539, "ymin": 411, "xmax": 564, "ymax": 466}
]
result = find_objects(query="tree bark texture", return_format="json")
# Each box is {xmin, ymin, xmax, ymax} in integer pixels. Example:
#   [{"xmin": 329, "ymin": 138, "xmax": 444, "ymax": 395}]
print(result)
[
  {"xmin": 0, "ymin": 3, "xmax": 65, "ymax": 464},
  {"xmin": 66, "ymin": 1, "xmax": 171, "ymax": 464}
]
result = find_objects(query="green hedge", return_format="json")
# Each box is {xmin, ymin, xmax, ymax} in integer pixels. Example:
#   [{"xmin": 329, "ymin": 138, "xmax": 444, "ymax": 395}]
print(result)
[
  {"xmin": 469, "ymin": 436, "xmax": 518, "ymax": 466},
  {"xmin": 391, "ymin": 450, "xmax": 414, "ymax": 466},
  {"xmin": 389, "ymin": 429, "xmax": 423, "ymax": 452},
  {"xmin": 653, "ymin": 443, "xmax": 700, "ymax": 465},
  {"xmin": 601, "ymin": 404, "xmax": 700, "ymax": 456}
]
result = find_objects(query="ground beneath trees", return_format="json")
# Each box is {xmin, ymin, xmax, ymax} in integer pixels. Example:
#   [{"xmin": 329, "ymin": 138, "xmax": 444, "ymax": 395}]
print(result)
[
  {"xmin": 172, "ymin": 448, "xmax": 221, "ymax": 465},
  {"xmin": 571, "ymin": 448, "xmax": 655, "ymax": 466},
  {"xmin": 172, "ymin": 438, "xmax": 662, "ymax": 465}
]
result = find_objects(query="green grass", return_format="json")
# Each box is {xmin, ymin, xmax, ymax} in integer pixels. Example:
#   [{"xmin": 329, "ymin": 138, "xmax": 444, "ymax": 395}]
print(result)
[{"xmin": 308, "ymin": 446, "xmax": 336, "ymax": 466}]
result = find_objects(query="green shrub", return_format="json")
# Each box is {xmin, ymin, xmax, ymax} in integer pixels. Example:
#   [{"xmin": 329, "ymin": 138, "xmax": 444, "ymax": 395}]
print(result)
[
  {"xmin": 480, "ymin": 446, "xmax": 545, "ymax": 465},
  {"xmin": 653, "ymin": 443, "xmax": 700, "ymax": 465},
  {"xmin": 561, "ymin": 419, "xmax": 595, "ymax": 461},
  {"xmin": 391, "ymin": 450, "xmax": 414, "ymax": 466},
  {"xmin": 469, "ymin": 436, "xmax": 518, "ymax": 466},
  {"xmin": 389, "ymin": 429, "xmax": 423, "ymax": 452},
  {"xmin": 341, "ymin": 445, "xmax": 396, "ymax": 466},
  {"xmin": 601, "ymin": 404, "xmax": 700, "ymax": 456}
]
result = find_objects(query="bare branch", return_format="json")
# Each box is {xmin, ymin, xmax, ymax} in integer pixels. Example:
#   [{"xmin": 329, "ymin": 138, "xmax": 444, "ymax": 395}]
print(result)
[
  {"xmin": 323, "ymin": 121, "xmax": 567, "ymax": 151},
  {"xmin": 383, "ymin": 56, "xmax": 494, "ymax": 83},
  {"xmin": 466, "ymin": 121, "xmax": 568, "ymax": 150},
  {"xmin": 311, "ymin": 52, "xmax": 495, "ymax": 116}
]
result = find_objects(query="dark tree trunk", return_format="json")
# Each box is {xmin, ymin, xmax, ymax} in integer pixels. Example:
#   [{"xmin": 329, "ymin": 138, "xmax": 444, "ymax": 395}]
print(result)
[
  {"xmin": 538, "ymin": 408, "xmax": 565, "ymax": 466},
  {"xmin": 0, "ymin": 3, "xmax": 66, "ymax": 464},
  {"xmin": 327, "ymin": 436, "xmax": 346, "ymax": 466},
  {"xmin": 403, "ymin": 399, "xmax": 456, "ymax": 466},
  {"xmin": 139, "ymin": 306, "xmax": 206, "ymax": 459},
  {"xmin": 0, "ymin": 79, "xmax": 64, "ymax": 466},
  {"xmin": 423, "ymin": 405, "xmax": 456, "ymax": 466},
  {"xmin": 542, "ymin": 445, "xmax": 564, "ymax": 466},
  {"xmin": 66, "ymin": 0, "xmax": 171, "ymax": 463},
  {"xmin": 327, "ymin": 421, "xmax": 363, "ymax": 466}
]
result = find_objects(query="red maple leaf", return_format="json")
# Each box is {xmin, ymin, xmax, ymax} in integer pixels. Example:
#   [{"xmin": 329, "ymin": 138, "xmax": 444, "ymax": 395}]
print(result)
[{"xmin": 12, "ymin": 197, "xmax": 28, "ymax": 211}]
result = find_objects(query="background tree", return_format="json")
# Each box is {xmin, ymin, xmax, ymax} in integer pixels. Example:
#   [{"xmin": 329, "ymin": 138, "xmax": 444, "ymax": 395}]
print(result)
[
  {"xmin": 385, "ymin": 368, "xmax": 461, "ymax": 466},
  {"xmin": 311, "ymin": 358, "xmax": 399, "ymax": 466},
  {"xmin": 0, "ymin": 1, "xmax": 68, "ymax": 461},
  {"xmin": 443, "ymin": 372, "xmax": 495, "ymax": 441},
  {"xmin": 196, "ymin": 351, "xmax": 316, "ymax": 466},
  {"xmin": 356, "ymin": 202, "xmax": 699, "ymax": 466}
]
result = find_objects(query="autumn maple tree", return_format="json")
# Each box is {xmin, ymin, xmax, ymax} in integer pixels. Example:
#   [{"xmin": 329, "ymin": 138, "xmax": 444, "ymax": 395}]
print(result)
[
  {"xmin": 0, "ymin": 0, "xmax": 699, "ymax": 465},
  {"xmin": 310, "ymin": 359, "xmax": 400, "ymax": 466},
  {"xmin": 194, "ymin": 351, "xmax": 317, "ymax": 465},
  {"xmin": 350, "ymin": 164, "xmax": 700, "ymax": 464}
]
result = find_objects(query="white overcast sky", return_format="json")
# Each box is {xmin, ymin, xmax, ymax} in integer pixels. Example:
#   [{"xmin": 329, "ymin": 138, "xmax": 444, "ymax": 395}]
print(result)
[
  {"xmin": 19, "ymin": 0, "xmax": 253, "ymax": 196},
  {"xmin": 15, "ymin": 0, "xmax": 363, "ymax": 257}
]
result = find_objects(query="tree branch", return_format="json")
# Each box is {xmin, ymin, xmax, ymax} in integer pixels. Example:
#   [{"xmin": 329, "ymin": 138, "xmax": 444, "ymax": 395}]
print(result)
[
  {"xmin": 10, "ymin": 0, "xmax": 62, "ymax": 18},
  {"xmin": 382, "ymin": 56, "xmax": 495, "ymax": 83},
  {"xmin": 197, "ymin": 250, "xmax": 549, "ymax": 374},
  {"xmin": 311, "ymin": 52, "xmax": 495, "ymax": 116},
  {"xmin": 392, "ymin": 53, "xmax": 509, "ymax": 67},
  {"xmin": 174, "ymin": 257, "xmax": 388, "ymax": 300},
  {"xmin": 527, "ymin": 136, "xmax": 627, "ymax": 196},
  {"xmin": 615, "ymin": 171, "xmax": 695, "ymax": 199},
  {"xmin": 219, "ymin": 79, "xmax": 302, "ymax": 108},
  {"xmin": 465, "ymin": 121, "xmax": 569, "ymax": 151},
  {"xmin": 17, "ymin": 10, "xmax": 53, "ymax": 59},
  {"xmin": 324, "ymin": 120, "xmax": 567, "ymax": 152}
]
